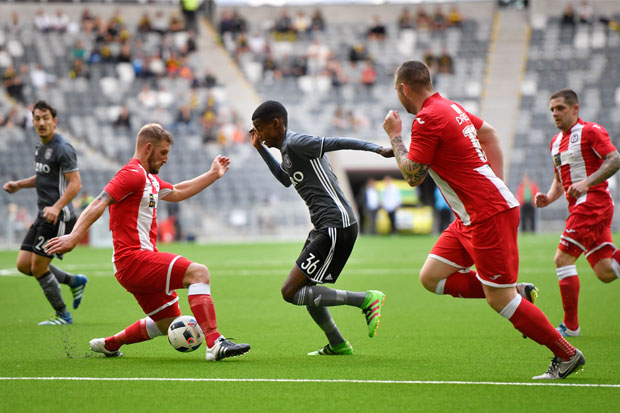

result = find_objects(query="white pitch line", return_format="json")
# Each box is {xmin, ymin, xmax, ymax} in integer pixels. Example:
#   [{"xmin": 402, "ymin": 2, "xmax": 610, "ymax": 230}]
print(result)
[{"xmin": 0, "ymin": 377, "xmax": 618, "ymax": 388}]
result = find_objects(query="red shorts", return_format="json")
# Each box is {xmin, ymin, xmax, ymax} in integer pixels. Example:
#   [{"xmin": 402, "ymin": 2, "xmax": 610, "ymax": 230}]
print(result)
[
  {"xmin": 429, "ymin": 207, "xmax": 519, "ymax": 287},
  {"xmin": 114, "ymin": 250, "xmax": 192, "ymax": 321},
  {"xmin": 559, "ymin": 204, "xmax": 615, "ymax": 267}
]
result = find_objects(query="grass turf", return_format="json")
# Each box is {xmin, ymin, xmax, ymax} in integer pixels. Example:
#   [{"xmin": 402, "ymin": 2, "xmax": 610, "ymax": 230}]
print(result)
[{"xmin": 0, "ymin": 233, "xmax": 618, "ymax": 412}]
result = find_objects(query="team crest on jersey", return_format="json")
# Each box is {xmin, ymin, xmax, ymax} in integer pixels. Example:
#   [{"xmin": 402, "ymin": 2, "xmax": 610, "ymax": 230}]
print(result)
[
  {"xmin": 283, "ymin": 154, "xmax": 292, "ymax": 169},
  {"xmin": 570, "ymin": 133, "xmax": 579, "ymax": 143},
  {"xmin": 45, "ymin": 148, "xmax": 53, "ymax": 160}
]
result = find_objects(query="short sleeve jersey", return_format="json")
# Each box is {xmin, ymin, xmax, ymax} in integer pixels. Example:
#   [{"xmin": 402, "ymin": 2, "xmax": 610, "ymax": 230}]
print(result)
[
  {"xmin": 550, "ymin": 119, "xmax": 616, "ymax": 215},
  {"xmin": 280, "ymin": 131, "xmax": 356, "ymax": 229},
  {"xmin": 407, "ymin": 93, "xmax": 519, "ymax": 225},
  {"xmin": 34, "ymin": 133, "xmax": 78, "ymax": 221},
  {"xmin": 104, "ymin": 159, "xmax": 174, "ymax": 261}
]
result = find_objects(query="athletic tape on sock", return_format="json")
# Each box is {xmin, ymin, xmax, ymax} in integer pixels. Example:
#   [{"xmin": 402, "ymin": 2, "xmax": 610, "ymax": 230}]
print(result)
[
  {"xmin": 499, "ymin": 294, "xmax": 522, "ymax": 320},
  {"xmin": 556, "ymin": 265, "xmax": 578, "ymax": 280},
  {"xmin": 145, "ymin": 317, "xmax": 163, "ymax": 338},
  {"xmin": 188, "ymin": 282, "xmax": 211, "ymax": 296},
  {"xmin": 435, "ymin": 279, "xmax": 446, "ymax": 295}
]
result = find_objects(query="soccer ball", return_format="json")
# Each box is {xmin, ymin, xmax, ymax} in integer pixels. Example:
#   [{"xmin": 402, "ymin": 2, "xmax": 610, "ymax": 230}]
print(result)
[{"xmin": 167, "ymin": 315, "xmax": 204, "ymax": 352}]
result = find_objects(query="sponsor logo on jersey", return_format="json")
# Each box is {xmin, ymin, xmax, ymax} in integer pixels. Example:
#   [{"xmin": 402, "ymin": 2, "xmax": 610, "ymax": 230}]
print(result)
[
  {"xmin": 35, "ymin": 162, "xmax": 51, "ymax": 174},
  {"xmin": 324, "ymin": 274, "xmax": 333, "ymax": 281},
  {"xmin": 415, "ymin": 117, "xmax": 426, "ymax": 125},
  {"xmin": 45, "ymin": 148, "xmax": 53, "ymax": 160},
  {"xmin": 148, "ymin": 193, "xmax": 156, "ymax": 208},
  {"xmin": 455, "ymin": 112, "xmax": 470, "ymax": 125},
  {"xmin": 490, "ymin": 274, "xmax": 502, "ymax": 280},
  {"xmin": 283, "ymin": 154, "xmax": 292, "ymax": 169}
]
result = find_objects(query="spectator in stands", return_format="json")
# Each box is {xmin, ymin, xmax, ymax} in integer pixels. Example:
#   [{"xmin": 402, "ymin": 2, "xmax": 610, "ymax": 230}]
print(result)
[
  {"xmin": 432, "ymin": 6, "xmax": 448, "ymax": 33},
  {"xmin": 152, "ymin": 10, "xmax": 169, "ymax": 35},
  {"xmin": 118, "ymin": 42, "xmax": 132, "ymax": 63},
  {"xmin": 360, "ymin": 59, "xmax": 377, "ymax": 97},
  {"xmin": 262, "ymin": 51, "xmax": 282, "ymax": 83},
  {"xmin": 363, "ymin": 178, "xmax": 380, "ymax": 234},
  {"xmin": 30, "ymin": 63, "xmax": 53, "ymax": 90},
  {"xmin": 204, "ymin": 69, "xmax": 218, "ymax": 88},
  {"xmin": 437, "ymin": 48, "xmax": 454, "ymax": 74},
  {"xmin": 348, "ymin": 43, "xmax": 368, "ymax": 64},
  {"xmin": 80, "ymin": 8, "xmax": 96, "ymax": 33},
  {"xmin": 180, "ymin": 0, "xmax": 201, "ymax": 33},
  {"xmin": 577, "ymin": 0, "xmax": 593, "ymax": 25},
  {"xmin": 71, "ymin": 40, "xmax": 87, "ymax": 61},
  {"xmin": 423, "ymin": 48, "xmax": 438, "ymax": 78},
  {"xmin": 274, "ymin": 8, "xmax": 295, "ymax": 36},
  {"xmin": 416, "ymin": 6, "xmax": 432, "ymax": 31},
  {"xmin": 169, "ymin": 12, "xmax": 186, "ymax": 33},
  {"xmin": 138, "ymin": 84, "xmax": 158, "ymax": 109},
  {"xmin": 69, "ymin": 58, "xmax": 89, "ymax": 79},
  {"xmin": 114, "ymin": 106, "xmax": 131, "ymax": 129},
  {"xmin": 175, "ymin": 104, "xmax": 197, "ymax": 134},
  {"xmin": 310, "ymin": 9, "xmax": 326, "ymax": 32},
  {"xmin": 517, "ymin": 173, "xmax": 538, "ymax": 233},
  {"xmin": 348, "ymin": 109, "xmax": 369, "ymax": 132},
  {"xmin": 398, "ymin": 8, "xmax": 414, "ymax": 31},
  {"xmin": 248, "ymin": 31, "xmax": 267, "ymax": 55},
  {"xmin": 326, "ymin": 59, "xmax": 347, "ymax": 99},
  {"xmin": 3, "ymin": 65, "xmax": 25, "ymax": 103},
  {"xmin": 219, "ymin": 9, "xmax": 234, "ymax": 37},
  {"xmin": 447, "ymin": 5, "xmax": 464, "ymax": 27},
  {"xmin": 184, "ymin": 30, "xmax": 198, "ymax": 55},
  {"xmin": 230, "ymin": 10, "xmax": 248, "ymax": 36},
  {"xmin": 137, "ymin": 12, "xmax": 152, "ymax": 33},
  {"xmin": 234, "ymin": 32, "xmax": 251, "ymax": 60},
  {"xmin": 0, "ymin": 46, "xmax": 12, "ymax": 70},
  {"xmin": 306, "ymin": 39, "xmax": 331, "ymax": 76},
  {"xmin": 381, "ymin": 175, "xmax": 401, "ymax": 234},
  {"xmin": 34, "ymin": 9, "xmax": 51, "ymax": 32},
  {"xmin": 294, "ymin": 11, "xmax": 311, "ymax": 38},
  {"xmin": 367, "ymin": 15, "xmax": 387, "ymax": 41},
  {"xmin": 6, "ymin": 11, "xmax": 23, "ymax": 35},
  {"xmin": 51, "ymin": 9, "xmax": 70, "ymax": 33}
]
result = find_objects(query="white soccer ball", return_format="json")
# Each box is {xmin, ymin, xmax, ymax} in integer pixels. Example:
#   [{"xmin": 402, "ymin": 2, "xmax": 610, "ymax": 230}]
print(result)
[{"xmin": 167, "ymin": 315, "xmax": 204, "ymax": 352}]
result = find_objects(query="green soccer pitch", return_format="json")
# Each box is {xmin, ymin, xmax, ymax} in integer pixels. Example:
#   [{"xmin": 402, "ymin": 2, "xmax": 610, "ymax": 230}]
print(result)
[{"xmin": 1, "ymin": 234, "xmax": 618, "ymax": 412}]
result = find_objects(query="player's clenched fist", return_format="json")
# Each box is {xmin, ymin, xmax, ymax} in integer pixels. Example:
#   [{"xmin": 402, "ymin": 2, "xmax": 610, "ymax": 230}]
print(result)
[
  {"xmin": 535, "ymin": 192, "xmax": 550, "ymax": 208},
  {"xmin": 383, "ymin": 110, "xmax": 402, "ymax": 138}
]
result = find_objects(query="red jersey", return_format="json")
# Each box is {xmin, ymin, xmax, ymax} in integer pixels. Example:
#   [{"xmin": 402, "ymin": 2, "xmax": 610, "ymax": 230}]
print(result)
[
  {"xmin": 104, "ymin": 159, "xmax": 173, "ymax": 262},
  {"xmin": 550, "ymin": 119, "xmax": 616, "ymax": 215},
  {"xmin": 407, "ymin": 93, "xmax": 519, "ymax": 225}
]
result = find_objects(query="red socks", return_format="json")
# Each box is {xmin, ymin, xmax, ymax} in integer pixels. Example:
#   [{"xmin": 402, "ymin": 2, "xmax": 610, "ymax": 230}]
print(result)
[
  {"xmin": 558, "ymin": 273, "xmax": 580, "ymax": 331},
  {"xmin": 507, "ymin": 297, "xmax": 575, "ymax": 360},
  {"xmin": 105, "ymin": 319, "xmax": 150, "ymax": 351},
  {"xmin": 189, "ymin": 294, "xmax": 220, "ymax": 347},
  {"xmin": 443, "ymin": 270, "xmax": 485, "ymax": 298}
]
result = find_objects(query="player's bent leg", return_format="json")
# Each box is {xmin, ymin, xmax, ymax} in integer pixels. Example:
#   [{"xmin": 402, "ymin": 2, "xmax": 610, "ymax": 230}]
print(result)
[
  {"xmin": 281, "ymin": 265, "xmax": 311, "ymax": 303},
  {"xmin": 592, "ymin": 259, "xmax": 618, "ymax": 283},
  {"xmin": 100, "ymin": 317, "xmax": 162, "ymax": 354},
  {"xmin": 419, "ymin": 256, "xmax": 457, "ymax": 293},
  {"xmin": 16, "ymin": 250, "xmax": 33, "ymax": 275}
]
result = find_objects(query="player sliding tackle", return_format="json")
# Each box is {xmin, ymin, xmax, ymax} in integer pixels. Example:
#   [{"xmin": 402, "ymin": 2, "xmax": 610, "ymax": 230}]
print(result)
[
  {"xmin": 46, "ymin": 123, "xmax": 250, "ymax": 361},
  {"xmin": 250, "ymin": 100, "xmax": 393, "ymax": 356},
  {"xmin": 384, "ymin": 60, "xmax": 584, "ymax": 380}
]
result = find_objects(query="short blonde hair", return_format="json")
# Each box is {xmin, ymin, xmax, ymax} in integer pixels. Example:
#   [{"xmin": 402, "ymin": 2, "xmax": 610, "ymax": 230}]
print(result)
[{"xmin": 137, "ymin": 123, "xmax": 174, "ymax": 147}]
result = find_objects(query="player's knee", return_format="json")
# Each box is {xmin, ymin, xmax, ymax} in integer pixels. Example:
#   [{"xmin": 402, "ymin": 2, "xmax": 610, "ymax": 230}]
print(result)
[
  {"xmin": 280, "ymin": 284, "xmax": 296, "ymax": 303},
  {"xmin": 184, "ymin": 263, "xmax": 210, "ymax": 285},
  {"xmin": 419, "ymin": 270, "xmax": 438, "ymax": 293},
  {"xmin": 594, "ymin": 268, "xmax": 616, "ymax": 283},
  {"xmin": 16, "ymin": 262, "xmax": 32, "ymax": 276}
]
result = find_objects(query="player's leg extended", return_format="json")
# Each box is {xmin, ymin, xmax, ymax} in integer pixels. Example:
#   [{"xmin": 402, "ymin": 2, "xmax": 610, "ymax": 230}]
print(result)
[
  {"xmin": 554, "ymin": 249, "xmax": 581, "ymax": 334},
  {"xmin": 90, "ymin": 316, "xmax": 164, "ymax": 357},
  {"xmin": 183, "ymin": 262, "xmax": 250, "ymax": 361},
  {"xmin": 48, "ymin": 265, "xmax": 88, "ymax": 309},
  {"xmin": 28, "ymin": 252, "xmax": 72, "ymax": 325}
]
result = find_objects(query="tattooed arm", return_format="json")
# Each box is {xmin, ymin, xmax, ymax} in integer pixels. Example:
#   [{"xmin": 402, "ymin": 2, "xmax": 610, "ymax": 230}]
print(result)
[
  {"xmin": 567, "ymin": 150, "xmax": 620, "ymax": 198},
  {"xmin": 383, "ymin": 110, "xmax": 430, "ymax": 187}
]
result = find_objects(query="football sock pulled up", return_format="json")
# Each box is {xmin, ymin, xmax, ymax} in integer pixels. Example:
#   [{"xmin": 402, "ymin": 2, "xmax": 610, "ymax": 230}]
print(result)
[
  {"xmin": 306, "ymin": 305, "xmax": 346, "ymax": 346},
  {"xmin": 37, "ymin": 271, "xmax": 67, "ymax": 314},
  {"xmin": 49, "ymin": 264, "xmax": 76, "ymax": 286},
  {"xmin": 293, "ymin": 286, "xmax": 366, "ymax": 307}
]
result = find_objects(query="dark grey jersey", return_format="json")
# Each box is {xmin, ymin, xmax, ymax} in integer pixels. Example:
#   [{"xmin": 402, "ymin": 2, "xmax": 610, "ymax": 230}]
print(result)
[
  {"xmin": 258, "ymin": 131, "xmax": 382, "ymax": 229},
  {"xmin": 34, "ymin": 133, "xmax": 78, "ymax": 220}
]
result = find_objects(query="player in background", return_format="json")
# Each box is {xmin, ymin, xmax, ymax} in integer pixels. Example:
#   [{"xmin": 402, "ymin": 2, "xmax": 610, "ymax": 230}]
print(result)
[
  {"xmin": 46, "ymin": 123, "xmax": 250, "ymax": 361},
  {"xmin": 383, "ymin": 60, "xmax": 584, "ymax": 380},
  {"xmin": 535, "ymin": 89, "xmax": 620, "ymax": 337},
  {"xmin": 250, "ymin": 101, "xmax": 392, "ymax": 356},
  {"xmin": 3, "ymin": 100, "xmax": 87, "ymax": 326}
]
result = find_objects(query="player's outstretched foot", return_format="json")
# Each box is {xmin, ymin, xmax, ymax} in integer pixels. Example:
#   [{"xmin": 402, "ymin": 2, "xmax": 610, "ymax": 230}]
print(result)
[
  {"xmin": 89, "ymin": 338, "xmax": 123, "ymax": 357},
  {"xmin": 307, "ymin": 341, "xmax": 353, "ymax": 356},
  {"xmin": 206, "ymin": 337, "xmax": 250, "ymax": 361},
  {"xmin": 517, "ymin": 282, "xmax": 538, "ymax": 304},
  {"xmin": 557, "ymin": 322, "xmax": 581, "ymax": 337},
  {"xmin": 71, "ymin": 274, "xmax": 88, "ymax": 309},
  {"xmin": 532, "ymin": 349, "xmax": 585, "ymax": 380},
  {"xmin": 38, "ymin": 311, "xmax": 72, "ymax": 325},
  {"xmin": 361, "ymin": 290, "xmax": 385, "ymax": 337}
]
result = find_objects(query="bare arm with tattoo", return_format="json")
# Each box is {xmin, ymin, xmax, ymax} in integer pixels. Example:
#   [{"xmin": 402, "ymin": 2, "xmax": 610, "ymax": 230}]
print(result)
[
  {"xmin": 45, "ymin": 190, "xmax": 115, "ymax": 254},
  {"xmin": 383, "ymin": 110, "xmax": 430, "ymax": 187},
  {"xmin": 567, "ymin": 150, "xmax": 620, "ymax": 198}
]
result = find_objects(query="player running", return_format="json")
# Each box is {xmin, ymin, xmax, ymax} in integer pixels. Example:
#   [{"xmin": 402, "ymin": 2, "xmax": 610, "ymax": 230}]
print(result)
[
  {"xmin": 46, "ymin": 123, "xmax": 250, "ymax": 361},
  {"xmin": 3, "ymin": 100, "xmax": 87, "ymax": 326},
  {"xmin": 250, "ymin": 101, "xmax": 392, "ymax": 356},
  {"xmin": 536, "ymin": 89, "xmax": 620, "ymax": 337},
  {"xmin": 383, "ymin": 60, "xmax": 584, "ymax": 379}
]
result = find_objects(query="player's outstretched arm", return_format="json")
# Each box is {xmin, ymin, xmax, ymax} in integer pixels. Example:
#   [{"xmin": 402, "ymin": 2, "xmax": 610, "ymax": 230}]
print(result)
[
  {"xmin": 45, "ymin": 191, "xmax": 113, "ymax": 255},
  {"xmin": 383, "ymin": 110, "xmax": 429, "ymax": 187},
  {"xmin": 321, "ymin": 137, "xmax": 394, "ymax": 158},
  {"xmin": 3, "ymin": 175, "xmax": 36, "ymax": 193},
  {"xmin": 567, "ymin": 150, "xmax": 620, "ymax": 198},
  {"xmin": 162, "ymin": 155, "xmax": 231, "ymax": 202},
  {"xmin": 535, "ymin": 175, "xmax": 563, "ymax": 208}
]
